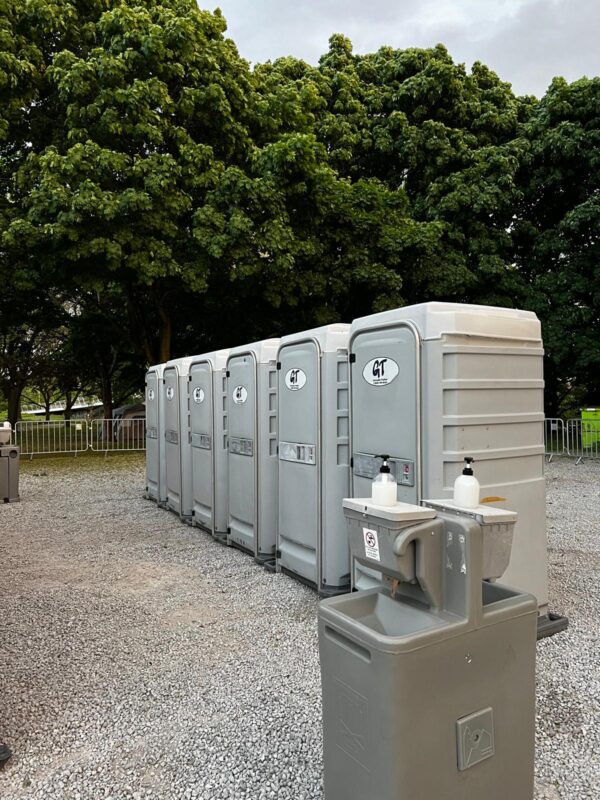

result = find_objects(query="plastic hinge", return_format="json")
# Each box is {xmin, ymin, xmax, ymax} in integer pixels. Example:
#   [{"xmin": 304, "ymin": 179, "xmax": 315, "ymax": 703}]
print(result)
[
  {"xmin": 276, "ymin": 362, "xmax": 281, "ymax": 370},
  {"xmin": 226, "ymin": 370, "xmax": 230, "ymax": 377},
  {"xmin": 349, "ymin": 353, "xmax": 356, "ymax": 363}
]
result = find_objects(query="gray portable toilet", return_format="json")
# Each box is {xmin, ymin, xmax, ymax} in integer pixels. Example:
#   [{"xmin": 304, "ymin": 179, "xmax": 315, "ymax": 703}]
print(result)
[
  {"xmin": 277, "ymin": 324, "xmax": 351, "ymax": 594},
  {"xmin": 189, "ymin": 350, "xmax": 229, "ymax": 540},
  {"xmin": 226, "ymin": 339, "xmax": 280, "ymax": 562},
  {"xmin": 164, "ymin": 356, "xmax": 197, "ymax": 520},
  {"xmin": 145, "ymin": 363, "xmax": 166, "ymax": 504},
  {"xmin": 349, "ymin": 301, "xmax": 549, "ymax": 616}
]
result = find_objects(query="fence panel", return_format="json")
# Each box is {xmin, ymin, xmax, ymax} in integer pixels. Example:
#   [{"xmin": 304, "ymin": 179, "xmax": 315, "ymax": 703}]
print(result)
[
  {"xmin": 89, "ymin": 418, "xmax": 146, "ymax": 452},
  {"xmin": 544, "ymin": 418, "xmax": 565, "ymax": 459},
  {"xmin": 566, "ymin": 419, "xmax": 600, "ymax": 463},
  {"xmin": 14, "ymin": 420, "xmax": 88, "ymax": 456}
]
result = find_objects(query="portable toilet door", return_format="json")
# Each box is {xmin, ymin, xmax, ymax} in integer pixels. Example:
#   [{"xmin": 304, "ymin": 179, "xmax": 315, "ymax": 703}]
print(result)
[
  {"xmin": 277, "ymin": 324, "xmax": 351, "ymax": 594},
  {"xmin": 190, "ymin": 350, "xmax": 229, "ymax": 540},
  {"xmin": 164, "ymin": 356, "xmax": 195, "ymax": 520},
  {"xmin": 349, "ymin": 302, "xmax": 549, "ymax": 619},
  {"xmin": 226, "ymin": 339, "xmax": 280, "ymax": 562},
  {"xmin": 145, "ymin": 363, "xmax": 166, "ymax": 504}
]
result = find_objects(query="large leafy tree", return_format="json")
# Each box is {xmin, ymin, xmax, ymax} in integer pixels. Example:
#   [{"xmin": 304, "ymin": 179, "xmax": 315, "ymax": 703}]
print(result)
[
  {"xmin": 514, "ymin": 77, "xmax": 600, "ymax": 415},
  {"xmin": 249, "ymin": 38, "xmax": 533, "ymax": 306},
  {"xmin": 5, "ymin": 0, "xmax": 255, "ymax": 364},
  {"xmin": 193, "ymin": 132, "xmax": 444, "ymax": 332}
]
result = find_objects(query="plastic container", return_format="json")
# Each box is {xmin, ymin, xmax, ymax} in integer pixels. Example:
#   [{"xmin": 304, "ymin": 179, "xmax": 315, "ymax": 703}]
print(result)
[
  {"xmin": 372, "ymin": 456, "xmax": 397, "ymax": 507},
  {"xmin": 453, "ymin": 456, "xmax": 479, "ymax": 509}
]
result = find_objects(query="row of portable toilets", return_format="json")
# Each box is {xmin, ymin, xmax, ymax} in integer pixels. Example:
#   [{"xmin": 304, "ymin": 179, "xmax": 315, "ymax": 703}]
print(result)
[{"xmin": 145, "ymin": 302, "xmax": 550, "ymax": 613}]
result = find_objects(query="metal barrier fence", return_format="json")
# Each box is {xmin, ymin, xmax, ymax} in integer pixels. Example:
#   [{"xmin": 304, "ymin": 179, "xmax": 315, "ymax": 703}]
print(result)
[
  {"xmin": 544, "ymin": 418, "xmax": 566, "ymax": 460},
  {"xmin": 12, "ymin": 419, "xmax": 146, "ymax": 457},
  {"xmin": 13, "ymin": 420, "xmax": 89, "ymax": 456},
  {"xmin": 9, "ymin": 417, "xmax": 600, "ymax": 460},
  {"xmin": 89, "ymin": 418, "xmax": 146, "ymax": 452},
  {"xmin": 565, "ymin": 419, "xmax": 600, "ymax": 464},
  {"xmin": 543, "ymin": 418, "xmax": 600, "ymax": 462}
]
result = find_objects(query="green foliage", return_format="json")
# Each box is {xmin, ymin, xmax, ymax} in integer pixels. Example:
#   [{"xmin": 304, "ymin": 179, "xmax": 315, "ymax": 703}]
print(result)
[
  {"xmin": 514, "ymin": 77, "xmax": 600, "ymax": 413},
  {"xmin": 0, "ymin": 3, "xmax": 597, "ymax": 417}
]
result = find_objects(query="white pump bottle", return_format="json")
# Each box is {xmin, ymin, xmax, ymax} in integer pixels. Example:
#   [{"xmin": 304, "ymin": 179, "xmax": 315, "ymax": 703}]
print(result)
[
  {"xmin": 453, "ymin": 457, "xmax": 480, "ymax": 509},
  {"xmin": 372, "ymin": 455, "xmax": 398, "ymax": 507}
]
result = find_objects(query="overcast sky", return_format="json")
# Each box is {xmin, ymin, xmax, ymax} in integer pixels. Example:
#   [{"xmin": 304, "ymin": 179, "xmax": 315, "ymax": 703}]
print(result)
[{"xmin": 204, "ymin": 0, "xmax": 599, "ymax": 97}]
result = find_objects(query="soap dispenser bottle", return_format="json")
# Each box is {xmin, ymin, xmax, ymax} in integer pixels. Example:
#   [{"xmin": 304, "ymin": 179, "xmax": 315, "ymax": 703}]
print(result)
[
  {"xmin": 453, "ymin": 457, "xmax": 480, "ymax": 508},
  {"xmin": 372, "ymin": 455, "xmax": 397, "ymax": 507}
]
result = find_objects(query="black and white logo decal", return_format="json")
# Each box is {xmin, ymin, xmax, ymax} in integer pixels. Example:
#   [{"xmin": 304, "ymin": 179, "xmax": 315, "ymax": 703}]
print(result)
[
  {"xmin": 232, "ymin": 385, "xmax": 248, "ymax": 405},
  {"xmin": 147, "ymin": 388, "xmax": 155, "ymax": 401},
  {"xmin": 166, "ymin": 386, "xmax": 174, "ymax": 400},
  {"xmin": 362, "ymin": 357, "xmax": 399, "ymax": 387},
  {"xmin": 193, "ymin": 387, "xmax": 205, "ymax": 404},
  {"xmin": 285, "ymin": 368, "xmax": 307, "ymax": 391}
]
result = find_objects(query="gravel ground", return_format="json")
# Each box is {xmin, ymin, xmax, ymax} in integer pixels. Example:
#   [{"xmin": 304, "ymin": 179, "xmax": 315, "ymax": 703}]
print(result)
[{"xmin": 0, "ymin": 454, "xmax": 598, "ymax": 799}]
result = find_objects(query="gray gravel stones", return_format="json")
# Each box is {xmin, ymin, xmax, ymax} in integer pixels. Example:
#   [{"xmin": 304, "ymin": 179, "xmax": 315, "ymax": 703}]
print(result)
[{"xmin": 0, "ymin": 454, "xmax": 598, "ymax": 799}]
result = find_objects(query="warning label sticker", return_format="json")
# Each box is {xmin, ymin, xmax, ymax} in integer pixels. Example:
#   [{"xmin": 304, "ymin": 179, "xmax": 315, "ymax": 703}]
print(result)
[{"xmin": 363, "ymin": 527, "xmax": 380, "ymax": 561}]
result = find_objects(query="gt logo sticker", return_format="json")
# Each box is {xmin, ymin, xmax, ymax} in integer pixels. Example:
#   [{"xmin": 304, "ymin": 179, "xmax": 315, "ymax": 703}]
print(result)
[
  {"xmin": 166, "ymin": 386, "xmax": 174, "ymax": 400},
  {"xmin": 193, "ymin": 387, "xmax": 205, "ymax": 404},
  {"xmin": 362, "ymin": 357, "xmax": 399, "ymax": 387},
  {"xmin": 285, "ymin": 368, "xmax": 307, "ymax": 391},
  {"xmin": 232, "ymin": 386, "xmax": 248, "ymax": 405},
  {"xmin": 147, "ymin": 388, "xmax": 155, "ymax": 401}
]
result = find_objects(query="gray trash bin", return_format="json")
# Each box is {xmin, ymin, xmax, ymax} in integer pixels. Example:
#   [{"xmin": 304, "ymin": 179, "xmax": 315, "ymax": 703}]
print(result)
[
  {"xmin": 1, "ymin": 445, "xmax": 20, "ymax": 503},
  {"xmin": 318, "ymin": 498, "xmax": 537, "ymax": 800}
]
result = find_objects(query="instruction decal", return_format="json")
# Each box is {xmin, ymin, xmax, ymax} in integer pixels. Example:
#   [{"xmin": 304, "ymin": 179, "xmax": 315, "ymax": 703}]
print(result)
[
  {"xmin": 193, "ymin": 387, "xmax": 205, "ymax": 404},
  {"xmin": 362, "ymin": 357, "xmax": 399, "ymax": 387},
  {"xmin": 363, "ymin": 527, "xmax": 380, "ymax": 561},
  {"xmin": 285, "ymin": 368, "xmax": 307, "ymax": 391}
]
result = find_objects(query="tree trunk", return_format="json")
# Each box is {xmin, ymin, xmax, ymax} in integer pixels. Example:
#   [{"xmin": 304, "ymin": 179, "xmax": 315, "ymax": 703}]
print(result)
[
  {"xmin": 7, "ymin": 384, "xmax": 23, "ymax": 427},
  {"xmin": 543, "ymin": 356, "xmax": 561, "ymax": 418},
  {"xmin": 63, "ymin": 392, "xmax": 74, "ymax": 422},
  {"xmin": 158, "ymin": 306, "xmax": 172, "ymax": 363},
  {"xmin": 99, "ymin": 378, "xmax": 113, "ymax": 442}
]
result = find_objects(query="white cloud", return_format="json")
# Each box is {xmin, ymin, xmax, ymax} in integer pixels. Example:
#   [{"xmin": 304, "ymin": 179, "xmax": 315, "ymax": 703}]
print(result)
[{"xmin": 204, "ymin": 0, "xmax": 599, "ymax": 96}]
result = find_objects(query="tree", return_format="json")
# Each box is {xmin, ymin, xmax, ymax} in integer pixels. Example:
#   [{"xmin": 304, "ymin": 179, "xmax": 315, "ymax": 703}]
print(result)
[
  {"xmin": 315, "ymin": 39, "xmax": 532, "ymax": 303},
  {"xmin": 5, "ymin": 1, "xmax": 255, "ymax": 364},
  {"xmin": 0, "ymin": 288, "xmax": 65, "ymax": 424},
  {"xmin": 67, "ymin": 287, "xmax": 146, "ymax": 419},
  {"xmin": 193, "ymin": 132, "xmax": 445, "ymax": 333},
  {"xmin": 514, "ymin": 77, "xmax": 600, "ymax": 415}
]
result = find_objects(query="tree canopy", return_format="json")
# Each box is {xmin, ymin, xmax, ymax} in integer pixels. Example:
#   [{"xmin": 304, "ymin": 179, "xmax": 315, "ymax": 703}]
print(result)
[{"xmin": 0, "ymin": 1, "xmax": 598, "ymax": 421}]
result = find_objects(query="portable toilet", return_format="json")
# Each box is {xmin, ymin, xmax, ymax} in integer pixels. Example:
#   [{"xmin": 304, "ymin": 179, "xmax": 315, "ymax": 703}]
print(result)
[
  {"xmin": 277, "ymin": 324, "xmax": 351, "ymax": 594},
  {"xmin": 226, "ymin": 339, "xmax": 280, "ymax": 562},
  {"xmin": 164, "ymin": 356, "xmax": 197, "ymax": 520},
  {"xmin": 145, "ymin": 363, "xmax": 166, "ymax": 504},
  {"xmin": 189, "ymin": 350, "xmax": 230, "ymax": 540},
  {"xmin": 349, "ymin": 302, "xmax": 549, "ymax": 618}
]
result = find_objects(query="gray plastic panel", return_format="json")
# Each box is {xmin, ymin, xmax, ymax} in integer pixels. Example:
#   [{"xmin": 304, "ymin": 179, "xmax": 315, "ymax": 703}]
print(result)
[
  {"xmin": 350, "ymin": 324, "xmax": 419, "ymax": 589},
  {"xmin": 164, "ymin": 366, "xmax": 182, "ymax": 514},
  {"xmin": 278, "ymin": 339, "xmax": 320, "ymax": 584},
  {"xmin": 164, "ymin": 363, "xmax": 193, "ymax": 518},
  {"xmin": 277, "ymin": 327, "xmax": 351, "ymax": 592},
  {"xmin": 350, "ymin": 324, "xmax": 419, "ymax": 504},
  {"xmin": 227, "ymin": 352, "xmax": 259, "ymax": 554},
  {"xmin": 145, "ymin": 366, "xmax": 166, "ymax": 503},
  {"xmin": 190, "ymin": 360, "xmax": 215, "ymax": 533}
]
